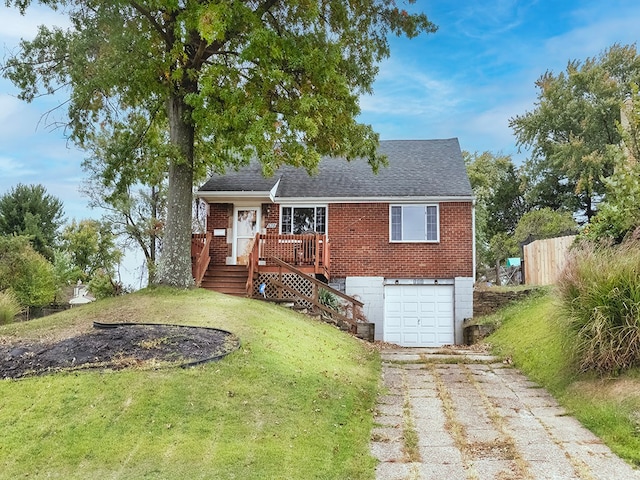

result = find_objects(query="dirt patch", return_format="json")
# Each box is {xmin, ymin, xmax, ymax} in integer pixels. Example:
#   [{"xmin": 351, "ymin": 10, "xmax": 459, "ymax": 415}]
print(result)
[{"xmin": 0, "ymin": 323, "xmax": 240, "ymax": 379}]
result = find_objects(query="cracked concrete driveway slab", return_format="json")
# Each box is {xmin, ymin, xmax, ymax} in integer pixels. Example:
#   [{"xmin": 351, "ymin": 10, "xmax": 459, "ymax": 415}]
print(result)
[{"xmin": 371, "ymin": 348, "xmax": 640, "ymax": 480}]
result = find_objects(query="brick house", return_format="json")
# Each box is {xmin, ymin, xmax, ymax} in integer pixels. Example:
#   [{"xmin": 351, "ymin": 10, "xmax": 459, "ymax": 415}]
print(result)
[{"xmin": 194, "ymin": 138, "xmax": 475, "ymax": 347}]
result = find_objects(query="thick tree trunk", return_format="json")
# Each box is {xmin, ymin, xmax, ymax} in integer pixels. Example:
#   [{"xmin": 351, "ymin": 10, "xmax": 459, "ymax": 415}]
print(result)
[{"xmin": 156, "ymin": 93, "xmax": 196, "ymax": 288}]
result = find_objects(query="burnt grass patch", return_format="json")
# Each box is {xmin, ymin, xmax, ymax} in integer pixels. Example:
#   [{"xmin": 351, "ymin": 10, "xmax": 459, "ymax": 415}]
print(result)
[{"xmin": 0, "ymin": 323, "xmax": 240, "ymax": 379}]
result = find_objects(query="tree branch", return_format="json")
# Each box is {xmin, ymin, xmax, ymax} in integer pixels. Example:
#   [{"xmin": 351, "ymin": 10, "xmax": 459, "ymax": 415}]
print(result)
[
  {"xmin": 129, "ymin": 2, "xmax": 172, "ymax": 46},
  {"xmin": 255, "ymin": 0, "xmax": 279, "ymax": 18}
]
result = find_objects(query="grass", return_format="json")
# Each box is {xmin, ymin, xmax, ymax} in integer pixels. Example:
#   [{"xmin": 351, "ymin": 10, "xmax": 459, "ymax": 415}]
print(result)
[
  {"xmin": 0, "ymin": 289, "xmax": 21, "ymax": 325},
  {"xmin": 557, "ymin": 242, "xmax": 640, "ymax": 373},
  {"xmin": 400, "ymin": 371, "xmax": 420, "ymax": 463},
  {"xmin": 485, "ymin": 291, "xmax": 640, "ymax": 467},
  {"xmin": 0, "ymin": 287, "xmax": 380, "ymax": 479}
]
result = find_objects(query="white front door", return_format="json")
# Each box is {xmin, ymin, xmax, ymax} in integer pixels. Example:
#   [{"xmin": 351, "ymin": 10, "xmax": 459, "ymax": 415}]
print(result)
[
  {"xmin": 384, "ymin": 284, "xmax": 454, "ymax": 347},
  {"xmin": 234, "ymin": 207, "xmax": 260, "ymax": 265}
]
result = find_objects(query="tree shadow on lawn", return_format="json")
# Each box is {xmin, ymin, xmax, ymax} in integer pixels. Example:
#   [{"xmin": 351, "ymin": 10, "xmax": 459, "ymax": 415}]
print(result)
[{"xmin": 0, "ymin": 323, "xmax": 240, "ymax": 379}]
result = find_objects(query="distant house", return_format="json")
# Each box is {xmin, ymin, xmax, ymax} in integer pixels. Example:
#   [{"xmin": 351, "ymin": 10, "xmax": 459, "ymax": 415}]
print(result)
[
  {"xmin": 69, "ymin": 280, "xmax": 95, "ymax": 306},
  {"xmin": 193, "ymin": 139, "xmax": 475, "ymax": 347}
]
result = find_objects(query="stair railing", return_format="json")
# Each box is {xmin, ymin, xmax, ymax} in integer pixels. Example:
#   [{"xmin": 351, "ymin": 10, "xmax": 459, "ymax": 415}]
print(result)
[
  {"xmin": 245, "ymin": 232, "xmax": 261, "ymax": 295},
  {"xmin": 268, "ymin": 257, "xmax": 364, "ymax": 332},
  {"xmin": 191, "ymin": 233, "xmax": 212, "ymax": 286}
]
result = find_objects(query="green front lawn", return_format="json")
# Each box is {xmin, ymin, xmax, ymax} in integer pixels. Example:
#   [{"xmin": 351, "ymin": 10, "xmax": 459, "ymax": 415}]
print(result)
[{"xmin": 0, "ymin": 287, "xmax": 380, "ymax": 479}]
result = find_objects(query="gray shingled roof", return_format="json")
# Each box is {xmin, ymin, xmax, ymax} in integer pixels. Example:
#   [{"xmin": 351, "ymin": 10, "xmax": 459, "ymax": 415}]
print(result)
[{"xmin": 198, "ymin": 139, "xmax": 472, "ymax": 199}]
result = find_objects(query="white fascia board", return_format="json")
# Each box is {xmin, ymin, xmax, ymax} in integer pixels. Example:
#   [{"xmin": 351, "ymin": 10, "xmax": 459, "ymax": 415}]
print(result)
[
  {"xmin": 272, "ymin": 195, "xmax": 474, "ymax": 204},
  {"xmin": 196, "ymin": 190, "xmax": 274, "ymax": 204}
]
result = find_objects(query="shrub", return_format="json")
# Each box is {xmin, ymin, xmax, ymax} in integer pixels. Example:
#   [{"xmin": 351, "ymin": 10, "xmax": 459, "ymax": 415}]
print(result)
[
  {"xmin": 0, "ymin": 236, "xmax": 57, "ymax": 307},
  {"xmin": 0, "ymin": 289, "xmax": 22, "ymax": 325},
  {"xmin": 557, "ymin": 241, "xmax": 640, "ymax": 374},
  {"xmin": 88, "ymin": 269, "xmax": 125, "ymax": 299},
  {"xmin": 318, "ymin": 288, "xmax": 340, "ymax": 311}
]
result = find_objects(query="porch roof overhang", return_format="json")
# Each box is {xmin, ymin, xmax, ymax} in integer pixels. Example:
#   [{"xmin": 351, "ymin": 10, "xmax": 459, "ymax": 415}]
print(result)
[
  {"xmin": 197, "ymin": 190, "xmax": 274, "ymax": 204},
  {"xmin": 197, "ymin": 178, "xmax": 281, "ymax": 204}
]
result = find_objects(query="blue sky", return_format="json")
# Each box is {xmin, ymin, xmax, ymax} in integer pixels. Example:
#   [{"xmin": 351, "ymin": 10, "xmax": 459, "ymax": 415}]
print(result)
[{"xmin": 1, "ymin": 0, "xmax": 640, "ymax": 284}]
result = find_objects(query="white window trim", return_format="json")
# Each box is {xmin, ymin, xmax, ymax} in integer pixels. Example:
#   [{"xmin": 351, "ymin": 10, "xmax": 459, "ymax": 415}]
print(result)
[
  {"xmin": 389, "ymin": 204, "xmax": 440, "ymax": 243},
  {"xmin": 279, "ymin": 205, "xmax": 328, "ymax": 234}
]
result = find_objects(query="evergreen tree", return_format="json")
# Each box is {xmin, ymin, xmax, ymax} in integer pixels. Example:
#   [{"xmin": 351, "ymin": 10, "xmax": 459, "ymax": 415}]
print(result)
[{"xmin": 0, "ymin": 183, "xmax": 64, "ymax": 260}]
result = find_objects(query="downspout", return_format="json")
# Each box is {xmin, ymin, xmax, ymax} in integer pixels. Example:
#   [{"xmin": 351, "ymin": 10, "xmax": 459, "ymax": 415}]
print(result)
[{"xmin": 472, "ymin": 198, "xmax": 477, "ymax": 282}]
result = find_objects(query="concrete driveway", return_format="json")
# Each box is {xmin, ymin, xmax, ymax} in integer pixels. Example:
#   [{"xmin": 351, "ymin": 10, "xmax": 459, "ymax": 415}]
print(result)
[{"xmin": 371, "ymin": 348, "xmax": 640, "ymax": 480}]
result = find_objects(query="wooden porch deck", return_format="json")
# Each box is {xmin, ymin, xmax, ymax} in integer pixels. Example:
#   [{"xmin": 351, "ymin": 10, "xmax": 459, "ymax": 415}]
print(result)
[
  {"xmin": 192, "ymin": 233, "xmax": 366, "ymax": 333},
  {"xmin": 191, "ymin": 232, "xmax": 330, "ymax": 288}
]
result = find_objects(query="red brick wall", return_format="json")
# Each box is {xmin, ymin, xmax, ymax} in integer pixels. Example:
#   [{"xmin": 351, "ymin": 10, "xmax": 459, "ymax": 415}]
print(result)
[
  {"xmin": 328, "ymin": 202, "xmax": 473, "ymax": 278},
  {"xmin": 206, "ymin": 201, "xmax": 474, "ymax": 277},
  {"xmin": 208, "ymin": 203, "xmax": 232, "ymax": 265},
  {"xmin": 261, "ymin": 203, "xmax": 280, "ymax": 234}
]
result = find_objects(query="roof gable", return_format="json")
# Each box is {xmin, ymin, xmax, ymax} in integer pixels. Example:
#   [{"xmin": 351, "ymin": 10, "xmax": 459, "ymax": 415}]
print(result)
[{"xmin": 198, "ymin": 139, "xmax": 472, "ymax": 200}]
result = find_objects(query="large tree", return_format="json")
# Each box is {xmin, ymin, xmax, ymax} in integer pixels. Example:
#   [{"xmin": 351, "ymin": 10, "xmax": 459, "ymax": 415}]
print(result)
[
  {"xmin": 464, "ymin": 151, "xmax": 526, "ymax": 277},
  {"xmin": 0, "ymin": 183, "xmax": 64, "ymax": 260},
  {"xmin": 81, "ymin": 113, "xmax": 168, "ymax": 285},
  {"xmin": 584, "ymin": 85, "xmax": 640, "ymax": 243},
  {"xmin": 60, "ymin": 219, "xmax": 123, "ymax": 281},
  {"xmin": 510, "ymin": 44, "xmax": 640, "ymax": 221},
  {"xmin": 3, "ymin": 1, "xmax": 436, "ymax": 288}
]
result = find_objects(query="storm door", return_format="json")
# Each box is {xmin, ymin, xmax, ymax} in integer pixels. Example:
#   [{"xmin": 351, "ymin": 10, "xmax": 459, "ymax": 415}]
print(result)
[{"xmin": 234, "ymin": 207, "xmax": 260, "ymax": 265}]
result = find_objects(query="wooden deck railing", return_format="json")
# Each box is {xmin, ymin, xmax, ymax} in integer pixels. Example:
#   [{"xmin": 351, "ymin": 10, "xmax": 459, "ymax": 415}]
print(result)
[
  {"xmin": 247, "ymin": 238, "xmax": 259, "ymax": 296},
  {"xmin": 191, "ymin": 233, "xmax": 211, "ymax": 286},
  {"xmin": 246, "ymin": 232, "xmax": 330, "ymax": 295},
  {"xmin": 256, "ymin": 233, "xmax": 329, "ymax": 273}
]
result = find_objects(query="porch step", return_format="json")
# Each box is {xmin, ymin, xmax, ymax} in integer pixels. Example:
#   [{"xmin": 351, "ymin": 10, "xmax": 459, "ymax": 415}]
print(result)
[{"xmin": 200, "ymin": 265, "xmax": 249, "ymax": 296}]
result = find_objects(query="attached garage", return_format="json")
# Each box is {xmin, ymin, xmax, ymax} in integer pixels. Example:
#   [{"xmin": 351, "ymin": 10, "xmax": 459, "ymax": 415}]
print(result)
[{"xmin": 384, "ymin": 283, "xmax": 455, "ymax": 347}]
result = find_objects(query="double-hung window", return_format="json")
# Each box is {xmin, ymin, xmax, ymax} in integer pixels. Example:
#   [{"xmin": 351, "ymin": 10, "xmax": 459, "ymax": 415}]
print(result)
[
  {"xmin": 390, "ymin": 204, "xmax": 439, "ymax": 242},
  {"xmin": 281, "ymin": 206, "xmax": 326, "ymax": 234}
]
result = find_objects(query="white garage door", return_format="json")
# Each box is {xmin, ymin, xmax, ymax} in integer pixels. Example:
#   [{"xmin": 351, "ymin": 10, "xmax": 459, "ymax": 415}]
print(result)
[{"xmin": 384, "ymin": 284, "xmax": 454, "ymax": 347}]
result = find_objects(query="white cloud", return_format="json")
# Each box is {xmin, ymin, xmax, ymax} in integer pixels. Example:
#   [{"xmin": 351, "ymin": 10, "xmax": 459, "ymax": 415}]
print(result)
[
  {"xmin": 360, "ymin": 58, "xmax": 462, "ymax": 118},
  {"xmin": 446, "ymin": 0, "xmax": 538, "ymax": 41},
  {"xmin": 0, "ymin": 156, "xmax": 37, "ymax": 180},
  {"xmin": 543, "ymin": 16, "xmax": 640, "ymax": 68},
  {"xmin": 0, "ymin": 5, "xmax": 70, "ymax": 43}
]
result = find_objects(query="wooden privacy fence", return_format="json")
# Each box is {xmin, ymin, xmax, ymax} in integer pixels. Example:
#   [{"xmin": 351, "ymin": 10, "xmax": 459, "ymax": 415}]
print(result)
[{"xmin": 523, "ymin": 235, "xmax": 576, "ymax": 285}]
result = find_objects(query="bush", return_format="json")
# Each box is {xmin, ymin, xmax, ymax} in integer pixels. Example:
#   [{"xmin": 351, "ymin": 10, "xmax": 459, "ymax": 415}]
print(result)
[
  {"xmin": 88, "ymin": 270, "xmax": 125, "ymax": 299},
  {"xmin": 557, "ymin": 242, "xmax": 640, "ymax": 374},
  {"xmin": 0, "ymin": 236, "xmax": 57, "ymax": 307},
  {"xmin": 318, "ymin": 288, "xmax": 340, "ymax": 311},
  {"xmin": 0, "ymin": 289, "xmax": 22, "ymax": 325}
]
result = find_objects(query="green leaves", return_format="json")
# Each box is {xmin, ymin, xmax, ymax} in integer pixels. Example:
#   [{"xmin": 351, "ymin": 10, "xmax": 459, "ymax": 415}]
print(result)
[
  {"xmin": 60, "ymin": 219, "xmax": 123, "ymax": 279},
  {"xmin": 0, "ymin": 236, "xmax": 57, "ymax": 308},
  {"xmin": 3, "ymin": 0, "xmax": 436, "ymax": 286},
  {"xmin": 511, "ymin": 44, "xmax": 640, "ymax": 220},
  {"xmin": 0, "ymin": 183, "xmax": 64, "ymax": 260},
  {"xmin": 464, "ymin": 151, "xmax": 526, "ymax": 271},
  {"xmin": 513, "ymin": 208, "xmax": 577, "ymax": 245}
]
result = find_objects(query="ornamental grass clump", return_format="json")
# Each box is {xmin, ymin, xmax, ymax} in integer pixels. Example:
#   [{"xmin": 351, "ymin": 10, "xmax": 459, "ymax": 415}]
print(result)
[
  {"xmin": 318, "ymin": 288, "xmax": 340, "ymax": 312},
  {"xmin": 557, "ymin": 241, "xmax": 640, "ymax": 374},
  {"xmin": 0, "ymin": 289, "xmax": 22, "ymax": 325}
]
